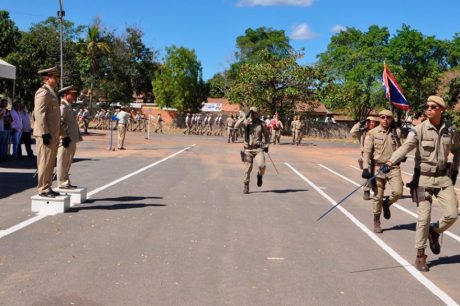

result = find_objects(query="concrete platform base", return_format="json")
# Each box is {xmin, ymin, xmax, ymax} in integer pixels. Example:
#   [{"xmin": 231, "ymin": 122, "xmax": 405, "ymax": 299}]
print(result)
[
  {"xmin": 31, "ymin": 195, "xmax": 71, "ymax": 215},
  {"xmin": 55, "ymin": 187, "xmax": 87, "ymax": 206}
]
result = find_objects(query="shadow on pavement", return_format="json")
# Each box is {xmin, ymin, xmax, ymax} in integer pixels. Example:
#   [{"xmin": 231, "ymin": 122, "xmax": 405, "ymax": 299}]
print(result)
[
  {"xmin": 0, "ymin": 156, "xmax": 37, "ymax": 169},
  {"xmin": 67, "ymin": 203, "xmax": 166, "ymax": 212},
  {"xmin": 429, "ymin": 254, "xmax": 460, "ymax": 267},
  {"xmin": 0, "ymin": 172, "xmax": 36, "ymax": 199},
  {"xmin": 251, "ymin": 189, "xmax": 309, "ymax": 194},
  {"xmin": 84, "ymin": 196, "xmax": 163, "ymax": 203},
  {"xmin": 382, "ymin": 222, "xmax": 416, "ymax": 232},
  {"xmin": 350, "ymin": 264, "xmax": 411, "ymax": 273}
]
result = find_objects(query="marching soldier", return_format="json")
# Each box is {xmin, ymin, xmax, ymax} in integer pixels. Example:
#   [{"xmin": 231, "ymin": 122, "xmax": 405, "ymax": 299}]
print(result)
[
  {"xmin": 383, "ymin": 96, "xmax": 460, "ymax": 272},
  {"xmin": 350, "ymin": 116, "xmax": 379, "ymax": 200},
  {"xmin": 226, "ymin": 114, "xmax": 236, "ymax": 143},
  {"xmin": 291, "ymin": 115, "xmax": 303, "ymax": 145},
  {"xmin": 57, "ymin": 85, "xmax": 83, "ymax": 189},
  {"xmin": 234, "ymin": 107, "xmax": 270, "ymax": 194},
  {"xmin": 184, "ymin": 113, "xmax": 191, "ymax": 134},
  {"xmin": 362, "ymin": 110, "xmax": 403, "ymax": 233},
  {"xmin": 33, "ymin": 66, "xmax": 61, "ymax": 197}
]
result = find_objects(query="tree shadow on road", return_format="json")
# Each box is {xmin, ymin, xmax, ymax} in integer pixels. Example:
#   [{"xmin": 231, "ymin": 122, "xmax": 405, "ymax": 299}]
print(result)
[
  {"xmin": 0, "ymin": 172, "xmax": 36, "ymax": 199},
  {"xmin": 84, "ymin": 196, "xmax": 163, "ymax": 203},
  {"xmin": 67, "ymin": 203, "xmax": 166, "ymax": 212},
  {"xmin": 382, "ymin": 222, "xmax": 416, "ymax": 232},
  {"xmin": 250, "ymin": 189, "xmax": 308, "ymax": 194},
  {"xmin": 428, "ymin": 254, "xmax": 460, "ymax": 268},
  {"xmin": 350, "ymin": 264, "xmax": 412, "ymax": 273}
]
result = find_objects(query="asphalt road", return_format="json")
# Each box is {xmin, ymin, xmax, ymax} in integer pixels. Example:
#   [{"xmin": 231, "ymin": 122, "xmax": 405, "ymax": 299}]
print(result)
[{"xmin": 1, "ymin": 130, "xmax": 460, "ymax": 305}]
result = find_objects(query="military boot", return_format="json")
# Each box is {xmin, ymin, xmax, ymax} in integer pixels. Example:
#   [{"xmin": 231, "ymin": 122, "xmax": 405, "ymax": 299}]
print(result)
[
  {"xmin": 415, "ymin": 248, "xmax": 429, "ymax": 272},
  {"xmin": 428, "ymin": 225, "xmax": 441, "ymax": 255},
  {"xmin": 243, "ymin": 183, "xmax": 249, "ymax": 194},
  {"xmin": 373, "ymin": 214, "xmax": 382, "ymax": 233},
  {"xmin": 382, "ymin": 196, "xmax": 391, "ymax": 220},
  {"xmin": 363, "ymin": 190, "xmax": 370, "ymax": 200},
  {"xmin": 257, "ymin": 174, "xmax": 263, "ymax": 187}
]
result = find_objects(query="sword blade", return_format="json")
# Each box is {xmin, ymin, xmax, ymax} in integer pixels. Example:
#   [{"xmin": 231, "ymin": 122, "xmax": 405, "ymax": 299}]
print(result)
[{"xmin": 266, "ymin": 151, "xmax": 279, "ymax": 174}]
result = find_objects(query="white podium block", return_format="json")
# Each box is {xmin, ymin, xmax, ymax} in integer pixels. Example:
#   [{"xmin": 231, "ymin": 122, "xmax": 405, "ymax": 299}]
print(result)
[
  {"xmin": 31, "ymin": 195, "xmax": 71, "ymax": 215},
  {"xmin": 55, "ymin": 187, "xmax": 87, "ymax": 206}
]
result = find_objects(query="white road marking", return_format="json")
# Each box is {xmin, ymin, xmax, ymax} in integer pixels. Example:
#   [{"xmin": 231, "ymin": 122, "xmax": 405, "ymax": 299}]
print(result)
[
  {"xmin": 333, "ymin": 165, "xmax": 460, "ymax": 243},
  {"xmin": 285, "ymin": 162, "xmax": 459, "ymax": 306},
  {"xmin": 0, "ymin": 144, "xmax": 196, "ymax": 240}
]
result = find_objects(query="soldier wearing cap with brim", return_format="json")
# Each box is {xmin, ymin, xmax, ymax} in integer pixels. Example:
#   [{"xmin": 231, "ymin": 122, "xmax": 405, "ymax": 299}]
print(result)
[
  {"xmin": 33, "ymin": 66, "xmax": 61, "ymax": 197},
  {"xmin": 350, "ymin": 115, "xmax": 380, "ymax": 200},
  {"xmin": 56, "ymin": 85, "xmax": 83, "ymax": 190},
  {"xmin": 234, "ymin": 106, "xmax": 270, "ymax": 194},
  {"xmin": 362, "ymin": 109, "xmax": 403, "ymax": 233},
  {"xmin": 384, "ymin": 95, "xmax": 460, "ymax": 272}
]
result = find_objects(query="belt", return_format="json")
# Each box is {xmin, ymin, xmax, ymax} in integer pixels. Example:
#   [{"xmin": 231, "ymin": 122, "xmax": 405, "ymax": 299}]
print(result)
[
  {"xmin": 421, "ymin": 170, "xmax": 447, "ymax": 177},
  {"xmin": 244, "ymin": 145, "xmax": 261, "ymax": 150}
]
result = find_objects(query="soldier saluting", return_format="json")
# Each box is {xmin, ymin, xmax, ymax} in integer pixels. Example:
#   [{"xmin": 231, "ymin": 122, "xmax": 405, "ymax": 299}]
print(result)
[
  {"xmin": 235, "ymin": 107, "xmax": 270, "ymax": 194},
  {"xmin": 362, "ymin": 110, "xmax": 403, "ymax": 233},
  {"xmin": 33, "ymin": 66, "xmax": 61, "ymax": 197},
  {"xmin": 382, "ymin": 96, "xmax": 460, "ymax": 272}
]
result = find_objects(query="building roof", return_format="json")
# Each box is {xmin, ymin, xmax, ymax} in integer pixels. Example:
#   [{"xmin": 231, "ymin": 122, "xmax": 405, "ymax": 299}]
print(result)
[{"xmin": 207, "ymin": 97, "xmax": 241, "ymax": 113}]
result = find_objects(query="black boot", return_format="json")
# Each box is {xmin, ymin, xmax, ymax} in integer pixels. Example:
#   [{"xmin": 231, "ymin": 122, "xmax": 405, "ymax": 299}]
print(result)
[
  {"xmin": 382, "ymin": 196, "xmax": 391, "ymax": 220},
  {"xmin": 415, "ymin": 248, "xmax": 429, "ymax": 272},
  {"xmin": 243, "ymin": 183, "xmax": 249, "ymax": 194},
  {"xmin": 428, "ymin": 225, "xmax": 441, "ymax": 255},
  {"xmin": 257, "ymin": 174, "xmax": 263, "ymax": 187},
  {"xmin": 363, "ymin": 190, "xmax": 370, "ymax": 200}
]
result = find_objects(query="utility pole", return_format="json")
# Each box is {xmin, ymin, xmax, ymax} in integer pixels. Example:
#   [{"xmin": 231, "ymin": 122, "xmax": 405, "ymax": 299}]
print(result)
[{"xmin": 57, "ymin": 0, "xmax": 64, "ymax": 88}]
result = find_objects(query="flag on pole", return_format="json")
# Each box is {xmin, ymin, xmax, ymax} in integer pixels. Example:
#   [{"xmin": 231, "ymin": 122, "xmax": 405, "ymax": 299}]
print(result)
[{"xmin": 382, "ymin": 62, "xmax": 410, "ymax": 111}]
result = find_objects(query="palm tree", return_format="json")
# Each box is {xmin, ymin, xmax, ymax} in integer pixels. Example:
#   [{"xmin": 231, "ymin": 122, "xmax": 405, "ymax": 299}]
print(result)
[{"xmin": 80, "ymin": 24, "xmax": 109, "ymax": 114}]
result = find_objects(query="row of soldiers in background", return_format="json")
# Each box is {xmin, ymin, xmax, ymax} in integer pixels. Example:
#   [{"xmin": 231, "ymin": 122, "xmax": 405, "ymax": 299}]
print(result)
[
  {"xmin": 184, "ymin": 113, "xmax": 227, "ymax": 136},
  {"xmin": 350, "ymin": 97, "xmax": 460, "ymax": 272}
]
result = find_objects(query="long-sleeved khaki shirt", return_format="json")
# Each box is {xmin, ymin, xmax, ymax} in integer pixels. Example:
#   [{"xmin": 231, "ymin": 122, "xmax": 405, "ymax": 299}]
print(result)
[
  {"xmin": 363, "ymin": 125, "xmax": 401, "ymax": 169},
  {"xmin": 235, "ymin": 117, "xmax": 270, "ymax": 148},
  {"xmin": 389, "ymin": 119, "xmax": 460, "ymax": 188}
]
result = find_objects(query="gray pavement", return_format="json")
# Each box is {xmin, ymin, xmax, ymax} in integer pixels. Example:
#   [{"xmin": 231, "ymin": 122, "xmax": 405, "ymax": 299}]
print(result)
[{"xmin": 0, "ymin": 130, "xmax": 459, "ymax": 305}]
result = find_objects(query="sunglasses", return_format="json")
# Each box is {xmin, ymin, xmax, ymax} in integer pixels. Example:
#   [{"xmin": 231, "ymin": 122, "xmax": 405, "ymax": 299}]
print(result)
[
  {"xmin": 425, "ymin": 104, "xmax": 440, "ymax": 110},
  {"xmin": 380, "ymin": 115, "xmax": 392, "ymax": 120}
]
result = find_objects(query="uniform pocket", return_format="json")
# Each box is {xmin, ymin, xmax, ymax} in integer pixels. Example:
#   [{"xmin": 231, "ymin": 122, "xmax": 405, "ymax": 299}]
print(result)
[
  {"xmin": 442, "ymin": 136, "xmax": 452, "ymax": 152},
  {"xmin": 421, "ymin": 140, "xmax": 435, "ymax": 157}
]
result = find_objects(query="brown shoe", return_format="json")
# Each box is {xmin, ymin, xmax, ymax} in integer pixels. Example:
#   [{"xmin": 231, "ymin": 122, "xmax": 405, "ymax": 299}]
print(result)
[
  {"xmin": 429, "ymin": 226, "xmax": 441, "ymax": 255},
  {"xmin": 415, "ymin": 248, "xmax": 429, "ymax": 272},
  {"xmin": 243, "ymin": 183, "xmax": 249, "ymax": 194},
  {"xmin": 373, "ymin": 214, "xmax": 382, "ymax": 233}
]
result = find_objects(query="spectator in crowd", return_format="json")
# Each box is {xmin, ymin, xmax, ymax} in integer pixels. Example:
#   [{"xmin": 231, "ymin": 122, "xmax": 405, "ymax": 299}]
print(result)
[
  {"xmin": 82, "ymin": 108, "xmax": 91, "ymax": 134},
  {"xmin": 115, "ymin": 107, "xmax": 130, "ymax": 150},
  {"xmin": 0, "ymin": 98, "xmax": 10, "ymax": 161},
  {"xmin": 19, "ymin": 103, "xmax": 34, "ymax": 158},
  {"xmin": 10, "ymin": 101, "xmax": 23, "ymax": 159}
]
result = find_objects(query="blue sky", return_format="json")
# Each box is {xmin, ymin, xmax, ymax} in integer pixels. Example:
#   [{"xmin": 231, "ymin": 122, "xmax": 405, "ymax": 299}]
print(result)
[{"xmin": 3, "ymin": 0, "xmax": 460, "ymax": 80}]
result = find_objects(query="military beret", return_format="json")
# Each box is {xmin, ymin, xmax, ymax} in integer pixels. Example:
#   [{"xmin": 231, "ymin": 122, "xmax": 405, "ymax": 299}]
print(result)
[
  {"xmin": 427, "ymin": 95, "xmax": 446, "ymax": 108},
  {"xmin": 366, "ymin": 116, "xmax": 379, "ymax": 122},
  {"xmin": 38, "ymin": 66, "xmax": 59, "ymax": 77},
  {"xmin": 249, "ymin": 106, "xmax": 258, "ymax": 113},
  {"xmin": 379, "ymin": 110, "xmax": 394, "ymax": 118},
  {"xmin": 58, "ymin": 85, "xmax": 77, "ymax": 94}
]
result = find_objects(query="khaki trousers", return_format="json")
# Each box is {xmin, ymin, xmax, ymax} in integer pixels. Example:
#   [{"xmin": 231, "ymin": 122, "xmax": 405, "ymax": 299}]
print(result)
[
  {"xmin": 36, "ymin": 136, "xmax": 59, "ymax": 194},
  {"xmin": 373, "ymin": 167, "xmax": 403, "ymax": 214},
  {"xmin": 57, "ymin": 141, "xmax": 77, "ymax": 187},
  {"xmin": 117, "ymin": 125, "xmax": 127, "ymax": 148},
  {"xmin": 243, "ymin": 148, "xmax": 266, "ymax": 184},
  {"xmin": 415, "ymin": 185, "xmax": 458, "ymax": 249}
]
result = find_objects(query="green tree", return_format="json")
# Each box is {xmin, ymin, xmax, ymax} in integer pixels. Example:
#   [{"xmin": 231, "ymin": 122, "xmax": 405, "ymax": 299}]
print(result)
[
  {"xmin": 207, "ymin": 72, "xmax": 231, "ymax": 98},
  {"xmin": 228, "ymin": 49, "xmax": 317, "ymax": 119},
  {"xmin": 317, "ymin": 25, "xmax": 390, "ymax": 119},
  {"xmin": 153, "ymin": 46, "xmax": 207, "ymax": 112},
  {"xmin": 0, "ymin": 10, "xmax": 21, "ymax": 58}
]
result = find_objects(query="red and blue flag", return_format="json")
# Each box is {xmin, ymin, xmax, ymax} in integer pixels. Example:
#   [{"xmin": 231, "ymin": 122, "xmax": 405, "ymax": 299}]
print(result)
[{"xmin": 382, "ymin": 62, "xmax": 410, "ymax": 111}]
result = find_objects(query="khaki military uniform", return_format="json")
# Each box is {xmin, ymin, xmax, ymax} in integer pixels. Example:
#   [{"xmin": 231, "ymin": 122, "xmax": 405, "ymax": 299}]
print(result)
[
  {"xmin": 363, "ymin": 125, "xmax": 403, "ymax": 214},
  {"xmin": 226, "ymin": 117, "xmax": 236, "ymax": 143},
  {"xmin": 389, "ymin": 119, "xmax": 460, "ymax": 250},
  {"xmin": 57, "ymin": 99, "xmax": 83, "ymax": 188},
  {"xmin": 291, "ymin": 119, "xmax": 302, "ymax": 145},
  {"xmin": 350, "ymin": 122, "xmax": 371, "ymax": 192},
  {"xmin": 33, "ymin": 84, "xmax": 61, "ymax": 194},
  {"xmin": 235, "ymin": 117, "xmax": 270, "ymax": 185}
]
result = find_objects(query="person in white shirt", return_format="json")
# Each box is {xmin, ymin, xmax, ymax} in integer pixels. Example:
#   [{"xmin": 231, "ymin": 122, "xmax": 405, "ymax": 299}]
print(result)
[
  {"xmin": 10, "ymin": 101, "xmax": 23, "ymax": 159},
  {"xmin": 116, "ymin": 107, "xmax": 130, "ymax": 150},
  {"xmin": 19, "ymin": 104, "xmax": 34, "ymax": 158}
]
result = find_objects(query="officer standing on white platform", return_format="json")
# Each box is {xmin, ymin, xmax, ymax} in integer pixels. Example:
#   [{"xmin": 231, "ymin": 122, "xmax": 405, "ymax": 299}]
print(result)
[{"xmin": 57, "ymin": 85, "xmax": 83, "ymax": 189}]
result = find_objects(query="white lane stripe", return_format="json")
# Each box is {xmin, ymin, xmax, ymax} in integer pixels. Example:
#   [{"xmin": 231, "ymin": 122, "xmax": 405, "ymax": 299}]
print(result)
[
  {"xmin": 285, "ymin": 162, "xmax": 459, "ymax": 306},
  {"xmin": 0, "ymin": 215, "xmax": 48, "ymax": 239},
  {"xmin": 334, "ymin": 165, "xmax": 460, "ymax": 243},
  {"xmin": 87, "ymin": 144, "xmax": 196, "ymax": 198},
  {"xmin": 0, "ymin": 145, "xmax": 196, "ymax": 239}
]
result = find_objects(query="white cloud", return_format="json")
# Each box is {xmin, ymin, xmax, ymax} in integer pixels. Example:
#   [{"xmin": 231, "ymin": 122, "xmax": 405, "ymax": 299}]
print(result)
[
  {"xmin": 237, "ymin": 0, "xmax": 314, "ymax": 7},
  {"xmin": 331, "ymin": 24, "xmax": 347, "ymax": 33},
  {"xmin": 290, "ymin": 23, "xmax": 317, "ymax": 40}
]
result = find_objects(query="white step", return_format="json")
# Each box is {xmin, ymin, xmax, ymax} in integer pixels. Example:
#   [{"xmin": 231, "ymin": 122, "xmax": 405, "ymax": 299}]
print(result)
[
  {"xmin": 31, "ymin": 194, "xmax": 71, "ymax": 215},
  {"xmin": 54, "ymin": 187, "xmax": 87, "ymax": 206}
]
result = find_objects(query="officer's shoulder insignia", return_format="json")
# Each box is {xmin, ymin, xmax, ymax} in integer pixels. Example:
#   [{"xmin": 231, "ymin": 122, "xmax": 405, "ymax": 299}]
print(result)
[{"xmin": 35, "ymin": 88, "xmax": 47, "ymax": 97}]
